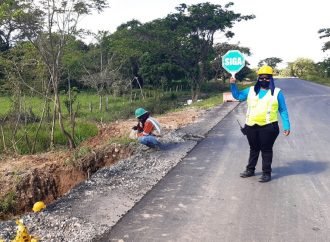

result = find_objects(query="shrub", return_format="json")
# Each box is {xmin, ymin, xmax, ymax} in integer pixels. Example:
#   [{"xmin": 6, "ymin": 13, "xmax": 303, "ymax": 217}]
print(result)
[{"xmin": 0, "ymin": 191, "xmax": 16, "ymax": 214}]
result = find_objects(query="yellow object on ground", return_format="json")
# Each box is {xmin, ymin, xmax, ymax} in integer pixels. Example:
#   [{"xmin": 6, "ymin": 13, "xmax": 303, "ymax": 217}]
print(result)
[
  {"xmin": 32, "ymin": 201, "xmax": 46, "ymax": 213},
  {"xmin": 12, "ymin": 220, "xmax": 38, "ymax": 242}
]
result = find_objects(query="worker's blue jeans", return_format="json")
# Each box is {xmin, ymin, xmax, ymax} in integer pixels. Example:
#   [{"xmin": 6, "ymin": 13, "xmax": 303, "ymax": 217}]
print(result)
[{"xmin": 138, "ymin": 135, "xmax": 160, "ymax": 148}]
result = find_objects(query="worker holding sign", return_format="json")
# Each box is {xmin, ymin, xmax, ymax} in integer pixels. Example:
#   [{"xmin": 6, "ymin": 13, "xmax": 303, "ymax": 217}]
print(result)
[{"xmin": 228, "ymin": 64, "xmax": 291, "ymax": 183}]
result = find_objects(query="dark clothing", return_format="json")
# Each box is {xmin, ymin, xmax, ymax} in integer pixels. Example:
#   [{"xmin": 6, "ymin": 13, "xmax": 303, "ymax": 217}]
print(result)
[{"xmin": 245, "ymin": 122, "xmax": 280, "ymax": 174}]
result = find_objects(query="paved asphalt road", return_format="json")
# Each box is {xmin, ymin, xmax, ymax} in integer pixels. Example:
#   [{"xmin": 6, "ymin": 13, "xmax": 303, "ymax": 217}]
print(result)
[{"xmin": 98, "ymin": 79, "xmax": 330, "ymax": 242}]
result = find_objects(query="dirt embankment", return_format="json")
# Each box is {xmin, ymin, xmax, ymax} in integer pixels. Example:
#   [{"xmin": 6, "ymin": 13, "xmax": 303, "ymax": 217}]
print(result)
[{"xmin": 0, "ymin": 108, "xmax": 201, "ymax": 219}]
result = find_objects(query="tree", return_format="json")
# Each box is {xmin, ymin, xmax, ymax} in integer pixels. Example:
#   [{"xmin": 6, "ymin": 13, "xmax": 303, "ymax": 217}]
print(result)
[
  {"xmin": 61, "ymin": 36, "xmax": 90, "ymax": 87},
  {"xmin": 137, "ymin": 19, "xmax": 187, "ymax": 87},
  {"xmin": 314, "ymin": 28, "xmax": 330, "ymax": 80},
  {"xmin": 105, "ymin": 20, "xmax": 149, "ymax": 99},
  {"xmin": 258, "ymin": 57, "xmax": 283, "ymax": 69},
  {"xmin": 107, "ymin": 20, "xmax": 145, "ymax": 79},
  {"xmin": 80, "ymin": 51, "xmax": 125, "ymax": 105},
  {"xmin": 16, "ymin": 0, "xmax": 108, "ymax": 149},
  {"xmin": 315, "ymin": 58, "xmax": 330, "ymax": 78},
  {"xmin": 0, "ymin": 41, "xmax": 47, "ymax": 96},
  {"xmin": 0, "ymin": 0, "xmax": 40, "ymax": 92},
  {"xmin": 167, "ymin": 2, "xmax": 255, "ymax": 101},
  {"xmin": 0, "ymin": 0, "xmax": 33, "ymax": 51},
  {"xmin": 286, "ymin": 58, "xmax": 316, "ymax": 78},
  {"xmin": 318, "ymin": 28, "xmax": 330, "ymax": 52},
  {"xmin": 0, "ymin": 41, "xmax": 50, "ymax": 153}
]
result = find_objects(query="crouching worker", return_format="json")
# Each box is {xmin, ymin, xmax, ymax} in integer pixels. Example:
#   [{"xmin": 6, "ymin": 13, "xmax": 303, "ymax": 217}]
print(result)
[{"xmin": 133, "ymin": 108, "xmax": 161, "ymax": 149}]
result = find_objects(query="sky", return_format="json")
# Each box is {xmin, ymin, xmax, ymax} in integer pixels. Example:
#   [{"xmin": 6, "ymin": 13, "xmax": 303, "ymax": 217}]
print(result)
[{"xmin": 80, "ymin": 0, "xmax": 330, "ymax": 68}]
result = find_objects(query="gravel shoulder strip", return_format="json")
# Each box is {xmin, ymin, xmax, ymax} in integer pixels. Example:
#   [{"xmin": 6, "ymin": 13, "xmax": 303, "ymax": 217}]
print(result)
[{"xmin": 0, "ymin": 102, "xmax": 239, "ymax": 241}]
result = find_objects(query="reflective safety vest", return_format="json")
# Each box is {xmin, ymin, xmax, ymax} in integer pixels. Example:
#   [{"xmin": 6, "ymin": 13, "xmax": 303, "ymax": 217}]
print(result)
[
  {"xmin": 147, "ymin": 117, "xmax": 161, "ymax": 136},
  {"xmin": 246, "ymin": 87, "xmax": 280, "ymax": 126}
]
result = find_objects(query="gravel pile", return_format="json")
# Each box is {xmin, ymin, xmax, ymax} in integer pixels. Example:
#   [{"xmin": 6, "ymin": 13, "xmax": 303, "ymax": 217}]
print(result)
[{"xmin": 0, "ymin": 102, "xmax": 238, "ymax": 241}]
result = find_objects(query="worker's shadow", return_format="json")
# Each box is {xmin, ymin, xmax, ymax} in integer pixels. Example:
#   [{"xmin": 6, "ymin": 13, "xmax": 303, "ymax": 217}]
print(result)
[
  {"xmin": 271, "ymin": 160, "xmax": 328, "ymax": 180},
  {"xmin": 159, "ymin": 142, "xmax": 178, "ymax": 151}
]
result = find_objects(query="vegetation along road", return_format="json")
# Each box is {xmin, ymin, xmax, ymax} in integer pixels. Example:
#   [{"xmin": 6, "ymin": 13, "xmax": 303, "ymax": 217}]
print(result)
[{"xmin": 97, "ymin": 78, "xmax": 330, "ymax": 241}]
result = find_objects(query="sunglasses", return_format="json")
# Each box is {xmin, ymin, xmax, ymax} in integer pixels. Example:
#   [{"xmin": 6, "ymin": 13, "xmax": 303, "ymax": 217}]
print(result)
[{"xmin": 259, "ymin": 76, "xmax": 270, "ymax": 81}]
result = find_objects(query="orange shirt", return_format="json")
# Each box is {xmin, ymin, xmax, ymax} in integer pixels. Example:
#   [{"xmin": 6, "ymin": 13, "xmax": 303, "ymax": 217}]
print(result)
[{"xmin": 137, "ymin": 120, "xmax": 154, "ymax": 137}]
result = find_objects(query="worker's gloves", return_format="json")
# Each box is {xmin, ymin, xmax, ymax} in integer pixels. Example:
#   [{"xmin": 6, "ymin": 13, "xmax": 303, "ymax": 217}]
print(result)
[{"xmin": 132, "ymin": 125, "xmax": 143, "ymax": 132}]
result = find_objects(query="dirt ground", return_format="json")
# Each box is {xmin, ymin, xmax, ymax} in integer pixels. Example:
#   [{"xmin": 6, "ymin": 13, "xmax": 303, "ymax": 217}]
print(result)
[{"xmin": 0, "ymin": 107, "xmax": 202, "ymax": 219}]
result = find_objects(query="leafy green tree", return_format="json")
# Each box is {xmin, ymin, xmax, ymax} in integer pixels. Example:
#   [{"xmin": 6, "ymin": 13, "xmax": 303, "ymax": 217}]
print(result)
[
  {"xmin": 0, "ymin": 41, "xmax": 46, "ymax": 94},
  {"xmin": 61, "ymin": 36, "xmax": 90, "ymax": 89},
  {"xmin": 286, "ymin": 58, "xmax": 316, "ymax": 78},
  {"xmin": 166, "ymin": 2, "xmax": 255, "ymax": 101},
  {"xmin": 258, "ymin": 57, "xmax": 283, "ymax": 69},
  {"xmin": 314, "ymin": 28, "xmax": 330, "ymax": 80},
  {"xmin": 0, "ymin": 0, "xmax": 41, "ymax": 91},
  {"xmin": 107, "ymin": 20, "xmax": 144, "ymax": 81},
  {"xmin": 105, "ymin": 3, "xmax": 254, "ymax": 101},
  {"xmin": 79, "ymin": 31, "xmax": 130, "ymax": 101},
  {"xmin": 318, "ymin": 28, "xmax": 330, "ymax": 52},
  {"xmin": 14, "ymin": 0, "xmax": 109, "ymax": 149},
  {"xmin": 0, "ymin": 0, "xmax": 33, "ymax": 51},
  {"xmin": 105, "ymin": 19, "xmax": 185, "ymax": 97},
  {"xmin": 0, "ymin": 41, "xmax": 49, "ymax": 153},
  {"xmin": 315, "ymin": 58, "xmax": 330, "ymax": 78},
  {"xmin": 137, "ymin": 19, "xmax": 187, "ymax": 87}
]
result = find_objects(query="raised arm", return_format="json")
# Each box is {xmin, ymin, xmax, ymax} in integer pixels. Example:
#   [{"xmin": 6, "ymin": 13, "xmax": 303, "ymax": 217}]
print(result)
[{"xmin": 230, "ymin": 77, "xmax": 249, "ymax": 101}]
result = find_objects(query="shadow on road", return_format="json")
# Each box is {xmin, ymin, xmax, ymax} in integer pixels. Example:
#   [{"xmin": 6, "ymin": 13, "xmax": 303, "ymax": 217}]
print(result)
[{"xmin": 271, "ymin": 160, "xmax": 329, "ymax": 180}]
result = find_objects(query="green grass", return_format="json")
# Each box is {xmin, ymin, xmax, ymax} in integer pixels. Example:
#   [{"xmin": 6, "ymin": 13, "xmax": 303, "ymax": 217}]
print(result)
[
  {"xmin": 0, "ymin": 90, "xmax": 185, "ymax": 154},
  {"xmin": 0, "ymin": 83, "xmax": 233, "ymax": 154},
  {"xmin": 0, "ymin": 121, "xmax": 98, "ymax": 154},
  {"xmin": 0, "ymin": 96, "xmax": 12, "ymax": 116},
  {"xmin": 190, "ymin": 80, "xmax": 252, "ymax": 109},
  {"xmin": 109, "ymin": 136, "xmax": 136, "ymax": 146},
  {"xmin": 191, "ymin": 94, "xmax": 223, "ymax": 109},
  {"xmin": 304, "ymin": 75, "xmax": 330, "ymax": 87},
  {"xmin": 0, "ymin": 89, "xmax": 214, "ymax": 122}
]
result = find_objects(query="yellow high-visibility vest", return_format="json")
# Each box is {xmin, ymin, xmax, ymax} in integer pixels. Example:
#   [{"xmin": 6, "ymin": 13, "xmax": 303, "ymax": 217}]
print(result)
[{"xmin": 246, "ymin": 87, "xmax": 280, "ymax": 126}]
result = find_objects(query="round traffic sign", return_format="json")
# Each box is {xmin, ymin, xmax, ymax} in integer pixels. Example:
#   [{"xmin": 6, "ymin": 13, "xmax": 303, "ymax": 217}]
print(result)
[{"xmin": 222, "ymin": 50, "xmax": 245, "ymax": 76}]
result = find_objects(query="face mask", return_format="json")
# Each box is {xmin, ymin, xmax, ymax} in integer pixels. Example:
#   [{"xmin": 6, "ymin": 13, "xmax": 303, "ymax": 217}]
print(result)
[{"xmin": 260, "ymin": 80, "xmax": 270, "ymax": 89}]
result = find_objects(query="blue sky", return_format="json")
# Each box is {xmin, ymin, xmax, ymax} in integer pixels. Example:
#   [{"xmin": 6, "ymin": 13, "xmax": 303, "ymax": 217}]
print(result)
[{"xmin": 81, "ymin": 0, "xmax": 330, "ymax": 68}]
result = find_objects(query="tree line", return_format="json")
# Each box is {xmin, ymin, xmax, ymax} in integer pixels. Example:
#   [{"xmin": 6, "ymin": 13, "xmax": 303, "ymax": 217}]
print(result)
[
  {"xmin": 2, "ymin": 1, "xmax": 326, "ymax": 153},
  {"xmin": 0, "ymin": 0, "xmax": 255, "ymax": 152},
  {"xmin": 257, "ymin": 30, "xmax": 330, "ymax": 80},
  {"xmin": 283, "ymin": 28, "xmax": 330, "ymax": 80}
]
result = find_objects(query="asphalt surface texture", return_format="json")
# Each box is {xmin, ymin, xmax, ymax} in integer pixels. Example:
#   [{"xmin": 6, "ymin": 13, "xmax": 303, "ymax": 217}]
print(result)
[{"xmin": 96, "ymin": 78, "xmax": 330, "ymax": 242}]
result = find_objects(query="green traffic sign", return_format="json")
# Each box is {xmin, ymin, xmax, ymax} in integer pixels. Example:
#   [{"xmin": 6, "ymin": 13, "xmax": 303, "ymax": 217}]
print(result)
[{"xmin": 222, "ymin": 50, "xmax": 245, "ymax": 75}]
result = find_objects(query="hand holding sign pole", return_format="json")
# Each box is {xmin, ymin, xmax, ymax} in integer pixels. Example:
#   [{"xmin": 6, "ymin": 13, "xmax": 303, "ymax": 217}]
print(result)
[{"xmin": 222, "ymin": 50, "xmax": 245, "ymax": 79}]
